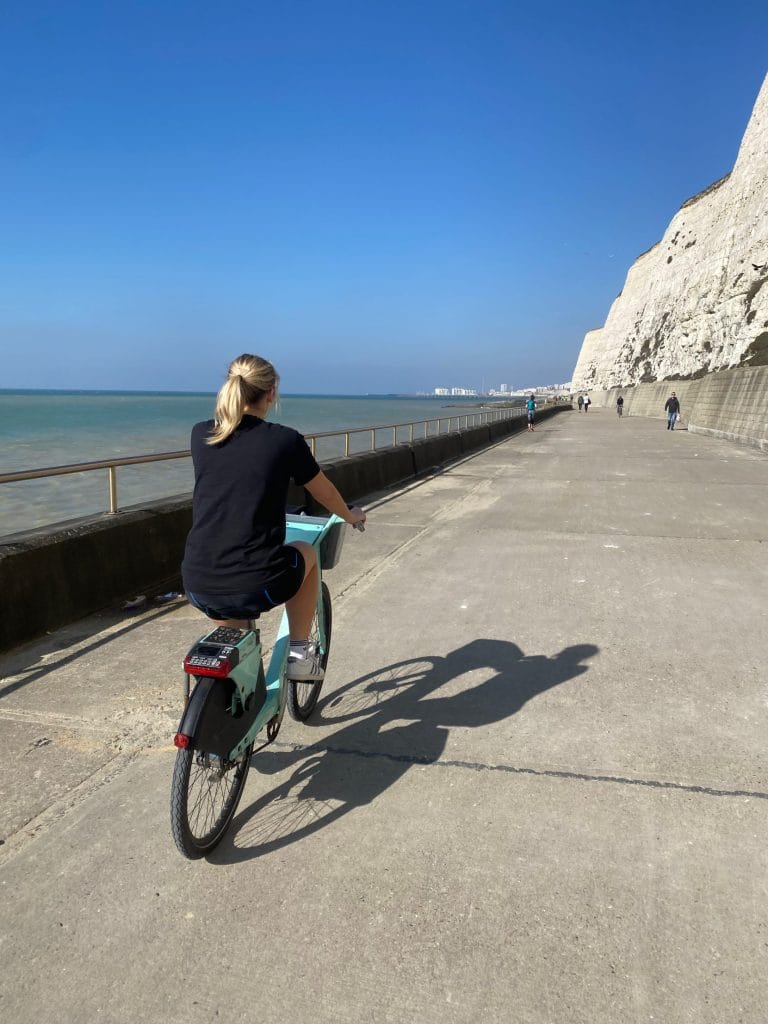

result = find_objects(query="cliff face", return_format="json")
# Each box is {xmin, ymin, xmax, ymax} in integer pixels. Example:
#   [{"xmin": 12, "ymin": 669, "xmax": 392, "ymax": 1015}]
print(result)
[{"xmin": 572, "ymin": 74, "xmax": 768, "ymax": 391}]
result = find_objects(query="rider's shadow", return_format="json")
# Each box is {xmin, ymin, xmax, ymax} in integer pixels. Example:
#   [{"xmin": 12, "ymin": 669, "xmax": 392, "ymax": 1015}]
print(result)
[{"xmin": 212, "ymin": 639, "xmax": 598, "ymax": 863}]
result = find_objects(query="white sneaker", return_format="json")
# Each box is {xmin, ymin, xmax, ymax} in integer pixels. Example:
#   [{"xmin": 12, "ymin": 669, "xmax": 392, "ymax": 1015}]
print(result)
[{"xmin": 286, "ymin": 648, "xmax": 325, "ymax": 682}]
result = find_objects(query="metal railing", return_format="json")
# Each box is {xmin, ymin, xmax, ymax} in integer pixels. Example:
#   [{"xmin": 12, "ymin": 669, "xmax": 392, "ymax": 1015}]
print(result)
[
  {"xmin": 304, "ymin": 408, "xmax": 519, "ymax": 457},
  {"xmin": 0, "ymin": 406, "xmax": 523, "ymax": 517}
]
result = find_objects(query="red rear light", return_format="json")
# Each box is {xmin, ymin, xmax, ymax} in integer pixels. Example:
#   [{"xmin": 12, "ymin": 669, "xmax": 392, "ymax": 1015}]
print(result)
[
  {"xmin": 183, "ymin": 655, "xmax": 233, "ymax": 677},
  {"xmin": 174, "ymin": 733, "xmax": 192, "ymax": 749}
]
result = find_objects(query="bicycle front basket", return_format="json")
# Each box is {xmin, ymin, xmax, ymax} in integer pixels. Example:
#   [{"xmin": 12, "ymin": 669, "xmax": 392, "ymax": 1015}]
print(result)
[{"xmin": 320, "ymin": 521, "xmax": 346, "ymax": 570}]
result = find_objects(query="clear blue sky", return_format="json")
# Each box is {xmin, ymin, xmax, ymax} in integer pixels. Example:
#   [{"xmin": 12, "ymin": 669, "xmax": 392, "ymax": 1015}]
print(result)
[{"xmin": 2, "ymin": 1, "xmax": 766, "ymax": 394}]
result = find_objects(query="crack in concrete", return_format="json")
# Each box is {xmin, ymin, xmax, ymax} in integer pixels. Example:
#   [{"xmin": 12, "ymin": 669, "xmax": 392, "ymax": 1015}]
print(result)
[
  {"xmin": 272, "ymin": 739, "xmax": 768, "ymax": 801},
  {"xmin": 0, "ymin": 708, "xmax": 117, "ymax": 733},
  {"xmin": 0, "ymin": 747, "xmax": 146, "ymax": 862}
]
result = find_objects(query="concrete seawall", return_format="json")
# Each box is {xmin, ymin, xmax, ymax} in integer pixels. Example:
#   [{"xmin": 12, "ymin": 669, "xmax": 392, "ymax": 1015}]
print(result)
[
  {"xmin": 0, "ymin": 405, "xmax": 568, "ymax": 652},
  {"xmin": 584, "ymin": 364, "xmax": 768, "ymax": 451}
]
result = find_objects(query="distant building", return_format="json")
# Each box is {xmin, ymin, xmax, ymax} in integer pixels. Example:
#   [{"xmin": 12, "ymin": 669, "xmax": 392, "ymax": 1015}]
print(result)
[{"xmin": 433, "ymin": 387, "xmax": 450, "ymax": 396}]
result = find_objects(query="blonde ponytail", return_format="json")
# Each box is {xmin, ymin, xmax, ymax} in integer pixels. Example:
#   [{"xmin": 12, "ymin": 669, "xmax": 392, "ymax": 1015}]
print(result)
[{"xmin": 207, "ymin": 354, "xmax": 279, "ymax": 445}]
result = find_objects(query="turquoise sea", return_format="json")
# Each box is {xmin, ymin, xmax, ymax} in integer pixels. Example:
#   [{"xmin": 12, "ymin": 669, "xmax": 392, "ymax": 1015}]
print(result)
[{"xmin": 0, "ymin": 390, "xmax": 519, "ymax": 537}]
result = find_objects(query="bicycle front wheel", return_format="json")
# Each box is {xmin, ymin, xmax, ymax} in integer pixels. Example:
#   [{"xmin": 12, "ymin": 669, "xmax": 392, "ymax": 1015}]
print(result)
[
  {"xmin": 170, "ymin": 741, "xmax": 253, "ymax": 859},
  {"xmin": 288, "ymin": 580, "xmax": 332, "ymax": 721}
]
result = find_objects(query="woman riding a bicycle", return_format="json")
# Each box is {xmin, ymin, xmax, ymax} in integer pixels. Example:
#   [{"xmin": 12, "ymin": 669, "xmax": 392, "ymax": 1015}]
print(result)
[{"xmin": 181, "ymin": 353, "xmax": 366, "ymax": 682}]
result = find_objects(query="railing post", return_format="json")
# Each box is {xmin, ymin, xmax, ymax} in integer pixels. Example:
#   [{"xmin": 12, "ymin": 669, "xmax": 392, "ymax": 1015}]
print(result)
[
  {"xmin": 309, "ymin": 437, "xmax": 316, "ymax": 457},
  {"xmin": 107, "ymin": 466, "xmax": 118, "ymax": 514},
  {"xmin": 393, "ymin": 426, "xmax": 396, "ymax": 447},
  {"xmin": 345, "ymin": 433, "xmax": 350, "ymax": 457},
  {"xmin": 371, "ymin": 429, "xmax": 375, "ymax": 451},
  {"xmin": 409, "ymin": 423, "xmax": 414, "ymax": 443}
]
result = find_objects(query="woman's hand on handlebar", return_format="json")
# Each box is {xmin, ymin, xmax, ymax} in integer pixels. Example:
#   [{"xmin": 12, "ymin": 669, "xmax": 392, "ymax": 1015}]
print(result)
[{"xmin": 347, "ymin": 506, "xmax": 366, "ymax": 531}]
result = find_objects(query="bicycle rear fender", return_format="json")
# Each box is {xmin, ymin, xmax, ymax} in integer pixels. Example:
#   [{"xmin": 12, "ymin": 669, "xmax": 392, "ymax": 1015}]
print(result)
[{"xmin": 178, "ymin": 665, "xmax": 268, "ymax": 759}]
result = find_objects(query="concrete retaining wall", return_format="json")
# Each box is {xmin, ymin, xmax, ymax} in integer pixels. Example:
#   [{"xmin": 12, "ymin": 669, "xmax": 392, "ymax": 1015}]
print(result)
[
  {"xmin": 410, "ymin": 432, "xmax": 464, "ymax": 474},
  {"xmin": 585, "ymin": 365, "xmax": 768, "ymax": 451},
  {"xmin": 459, "ymin": 424, "xmax": 492, "ymax": 452},
  {"xmin": 0, "ymin": 499, "xmax": 193, "ymax": 655},
  {"xmin": 0, "ymin": 405, "xmax": 570, "ymax": 651},
  {"xmin": 309, "ymin": 446, "xmax": 417, "ymax": 516}
]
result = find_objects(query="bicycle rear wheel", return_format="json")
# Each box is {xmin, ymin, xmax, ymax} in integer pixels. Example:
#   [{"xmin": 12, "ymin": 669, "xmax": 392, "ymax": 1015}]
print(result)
[
  {"xmin": 288, "ymin": 580, "xmax": 332, "ymax": 721},
  {"xmin": 170, "ymin": 741, "xmax": 253, "ymax": 859}
]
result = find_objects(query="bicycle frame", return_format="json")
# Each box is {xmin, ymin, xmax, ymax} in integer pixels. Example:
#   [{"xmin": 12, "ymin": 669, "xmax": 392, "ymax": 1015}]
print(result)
[{"xmin": 179, "ymin": 513, "xmax": 342, "ymax": 761}]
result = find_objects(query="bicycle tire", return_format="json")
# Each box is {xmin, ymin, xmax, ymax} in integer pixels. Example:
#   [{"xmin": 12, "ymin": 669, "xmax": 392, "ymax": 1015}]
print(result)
[
  {"xmin": 288, "ymin": 580, "xmax": 332, "ymax": 722},
  {"xmin": 170, "ymin": 738, "xmax": 253, "ymax": 859}
]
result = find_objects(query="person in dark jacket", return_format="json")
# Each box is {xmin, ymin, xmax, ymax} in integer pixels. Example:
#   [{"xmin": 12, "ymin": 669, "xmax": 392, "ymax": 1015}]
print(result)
[
  {"xmin": 616, "ymin": 395, "xmax": 624, "ymax": 417},
  {"xmin": 664, "ymin": 392, "xmax": 680, "ymax": 430}
]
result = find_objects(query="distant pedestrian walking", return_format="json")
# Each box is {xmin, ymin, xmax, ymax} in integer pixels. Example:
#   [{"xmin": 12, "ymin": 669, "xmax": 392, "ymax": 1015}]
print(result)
[
  {"xmin": 616, "ymin": 395, "xmax": 624, "ymax": 417},
  {"xmin": 664, "ymin": 392, "xmax": 680, "ymax": 430},
  {"xmin": 583, "ymin": 395, "xmax": 591, "ymax": 413},
  {"xmin": 526, "ymin": 394, "xmax": 536, "ymax": 432},
  {"xmin": 577, "ymin": 395, "xmax": 584, "ymax": 412}
]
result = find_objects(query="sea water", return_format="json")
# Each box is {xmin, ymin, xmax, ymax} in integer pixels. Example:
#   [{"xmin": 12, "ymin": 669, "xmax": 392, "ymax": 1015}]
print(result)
[{"xmin": 0, "ymin": 390, "xmax": 517, "ymax": 537}]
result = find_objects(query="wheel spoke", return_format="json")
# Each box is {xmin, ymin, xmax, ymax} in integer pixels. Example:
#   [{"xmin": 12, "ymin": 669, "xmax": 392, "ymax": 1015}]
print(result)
[{"xmin": 173, "ymin": 748, "xmax": 251, "ymax": 857}]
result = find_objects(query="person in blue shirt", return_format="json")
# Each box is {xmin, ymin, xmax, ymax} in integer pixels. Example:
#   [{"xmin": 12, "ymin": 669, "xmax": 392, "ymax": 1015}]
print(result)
[{"xmin": 526, "ymin": 394, "xmax": 536, "ymax": 432}]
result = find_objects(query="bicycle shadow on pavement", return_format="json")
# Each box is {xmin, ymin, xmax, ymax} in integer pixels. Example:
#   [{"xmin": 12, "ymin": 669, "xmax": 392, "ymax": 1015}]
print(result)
[{"xmin": 211, "ymin": 638, "xmax": 598, "ymax": 864}]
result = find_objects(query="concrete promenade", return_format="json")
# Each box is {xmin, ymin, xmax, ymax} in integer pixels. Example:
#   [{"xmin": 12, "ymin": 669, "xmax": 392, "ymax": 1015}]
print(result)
[{"xmin": 1, "ymin": 409, "xmax": 767, "ymax": 1023}]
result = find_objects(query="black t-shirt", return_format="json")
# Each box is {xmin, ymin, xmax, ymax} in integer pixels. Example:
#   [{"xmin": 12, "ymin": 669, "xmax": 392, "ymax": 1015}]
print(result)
[{"xmin": 181, "ymin": 416, "xmax": 320, "ymax": 593}]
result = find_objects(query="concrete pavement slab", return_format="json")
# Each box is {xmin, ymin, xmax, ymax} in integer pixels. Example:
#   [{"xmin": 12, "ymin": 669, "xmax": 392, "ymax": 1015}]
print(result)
[
  {"xmin": 0, "ymin": 749, "xmax": 765, "ymax": 1024},
  {"xmin": 1, "ymin": 409, "xmax": 767, "ymax": 1024}
]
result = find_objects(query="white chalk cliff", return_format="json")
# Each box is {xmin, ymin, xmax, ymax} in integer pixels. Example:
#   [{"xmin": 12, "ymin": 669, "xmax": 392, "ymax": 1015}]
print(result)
[{"xmin": 572, "ymin": 73, "xmax": 768, "ymax": 390}]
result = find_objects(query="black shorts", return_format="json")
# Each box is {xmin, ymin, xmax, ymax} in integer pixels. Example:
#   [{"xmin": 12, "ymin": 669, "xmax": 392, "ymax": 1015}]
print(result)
[{"xmin": 186, "ymin": 546, "xmax": 306, "ymax": 620}]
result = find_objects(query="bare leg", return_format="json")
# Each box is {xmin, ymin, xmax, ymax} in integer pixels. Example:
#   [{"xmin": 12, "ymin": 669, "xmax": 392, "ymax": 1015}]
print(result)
[
  {"xmin": 210, "ymin": 618, "xmax": 249, "ymax": 629},
  {"xmin": 285, "ymin": 541, "xmax": 318, "ymax": 642}
]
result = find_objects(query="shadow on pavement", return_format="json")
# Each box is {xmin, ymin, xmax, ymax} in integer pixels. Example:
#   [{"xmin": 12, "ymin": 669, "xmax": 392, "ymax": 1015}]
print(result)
[
  {"xmin": 0, "ymin": 603, "xmax": 183, "ymax": 699},
  {"xmin": 212, "ymin": 639, "xmax": 598, "ymax": 863}
]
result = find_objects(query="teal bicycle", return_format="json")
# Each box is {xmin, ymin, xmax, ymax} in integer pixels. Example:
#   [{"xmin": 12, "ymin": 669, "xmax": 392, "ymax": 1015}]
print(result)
[{"xmin": 170, "ymin": 512, "xmax": 353, "ymax": 859}]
